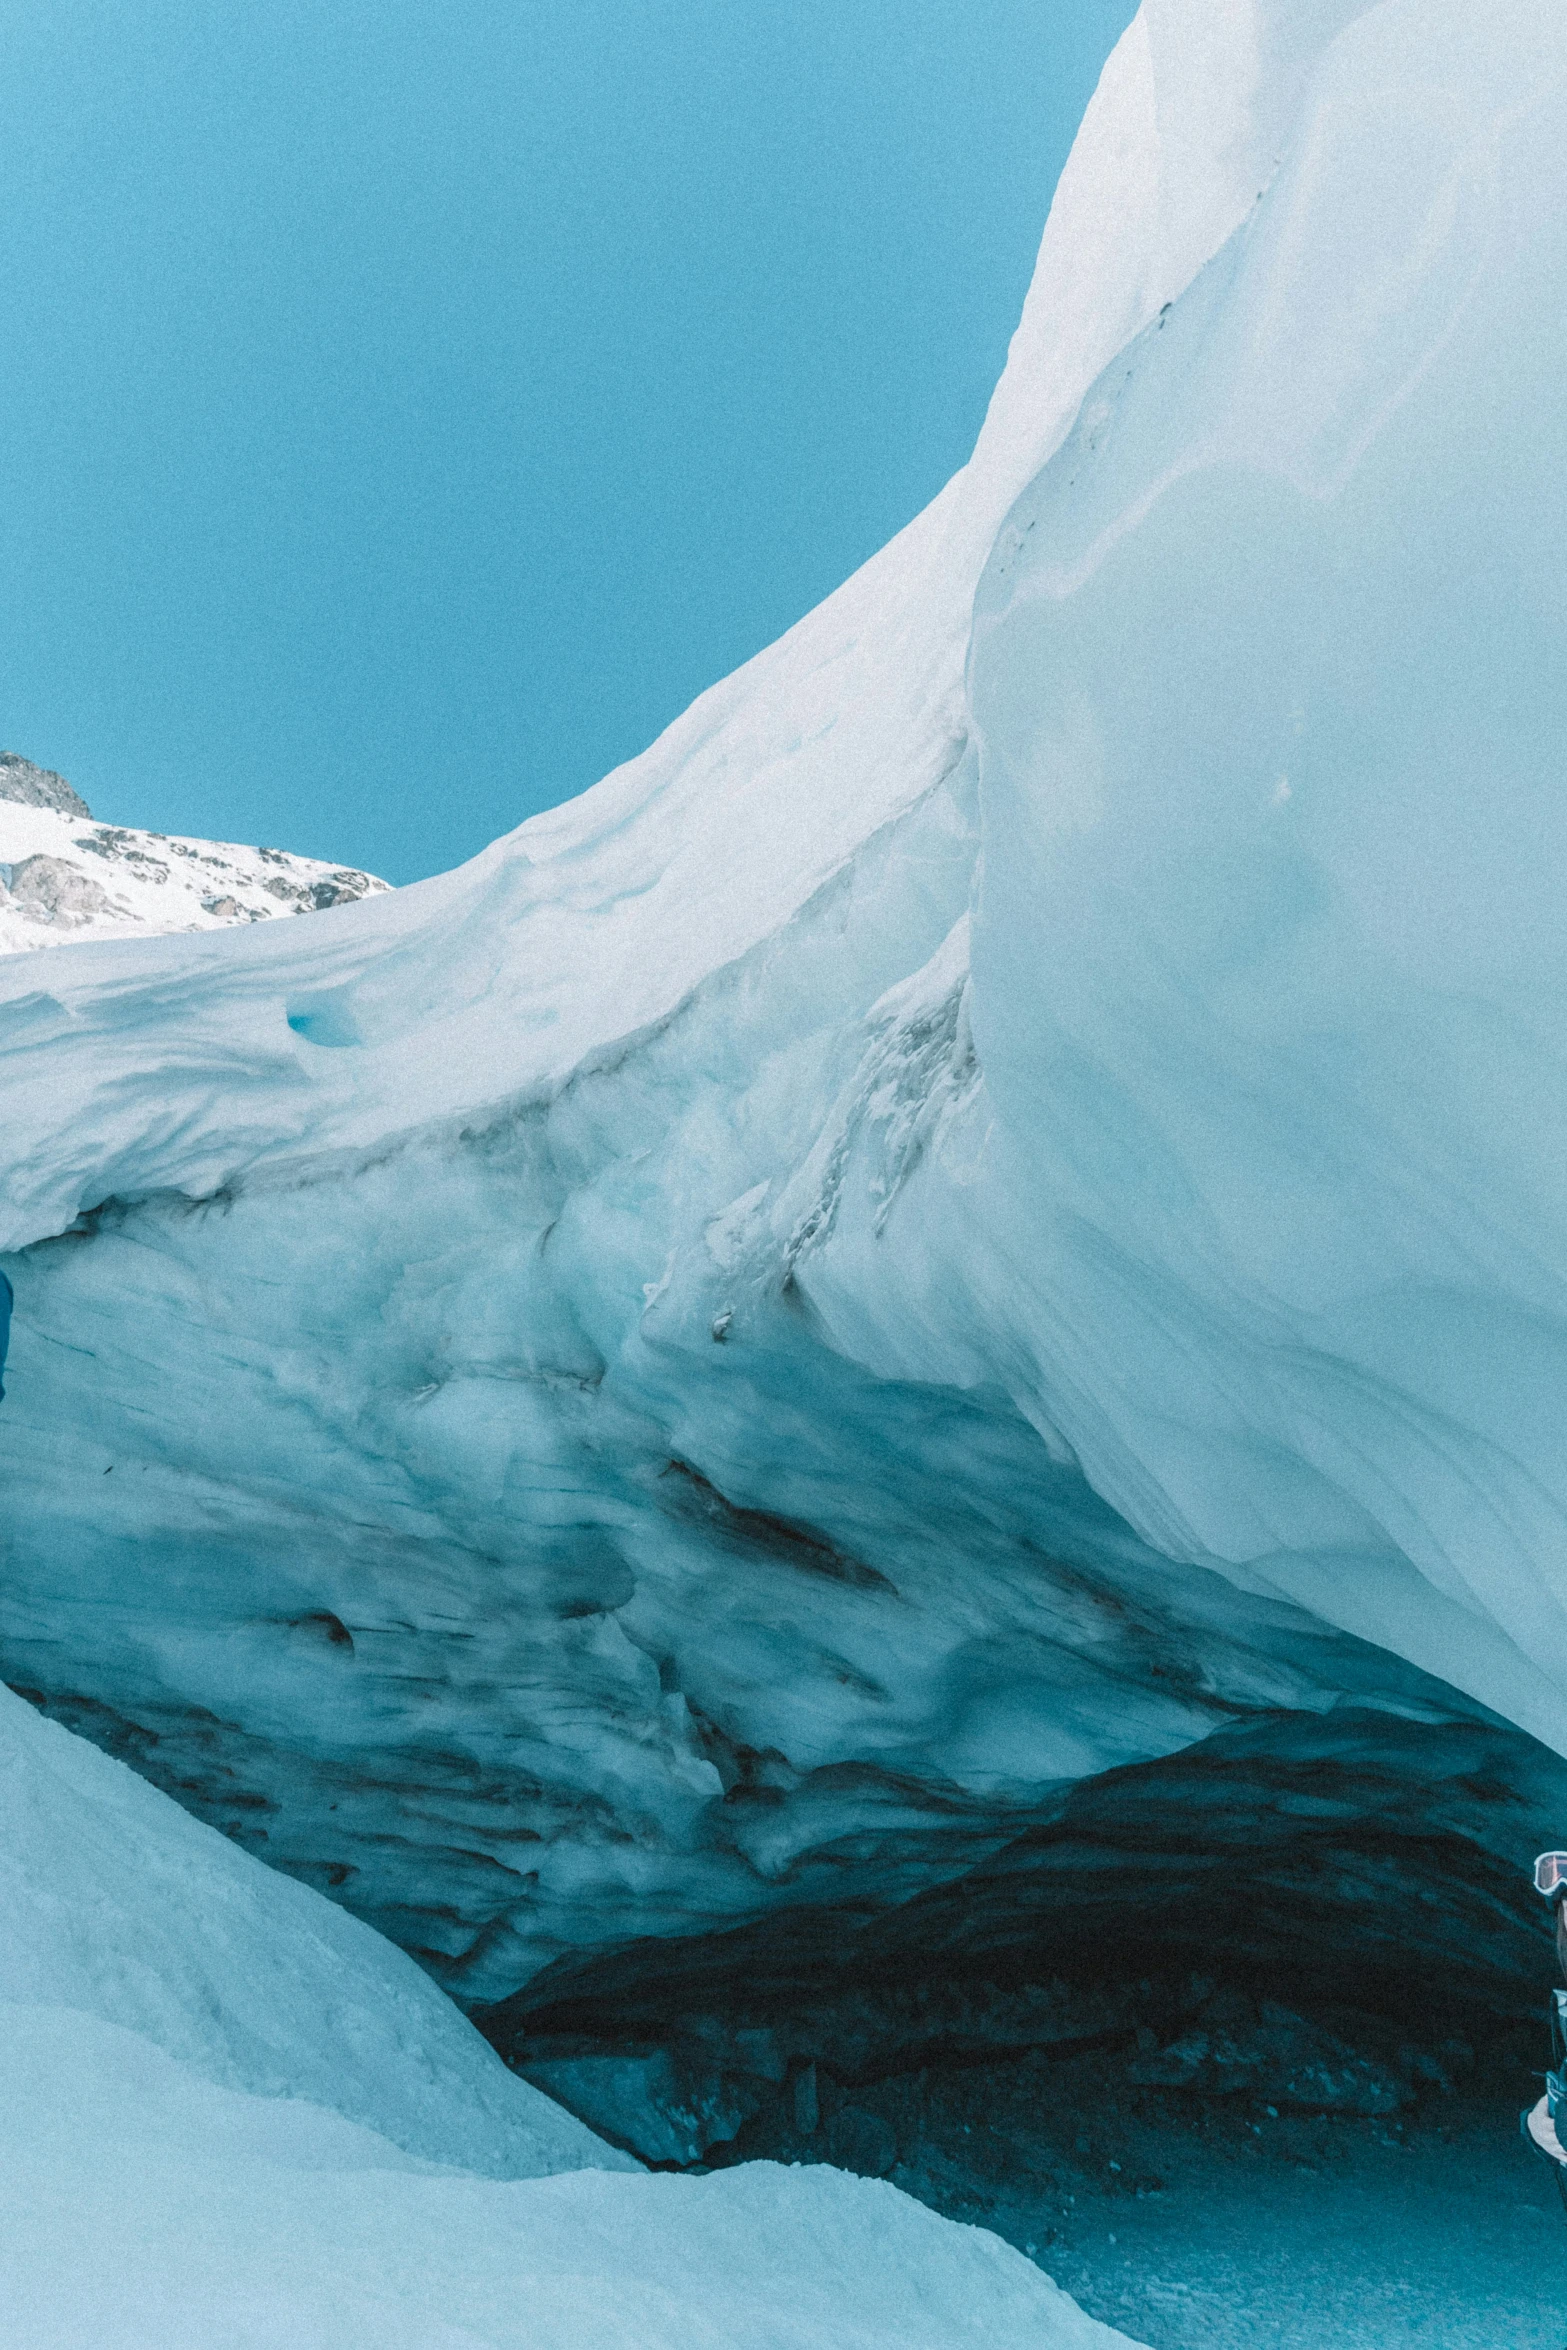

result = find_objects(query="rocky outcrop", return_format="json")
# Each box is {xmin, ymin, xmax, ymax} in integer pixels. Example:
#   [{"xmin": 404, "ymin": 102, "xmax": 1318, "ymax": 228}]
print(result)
[
  {"xmin": 1, "ymin": 855, "xmax": 114, "ymax": 926},
  {"xmin": 0, "ymin": 752, "xmax": 91, "ymax": 820}
]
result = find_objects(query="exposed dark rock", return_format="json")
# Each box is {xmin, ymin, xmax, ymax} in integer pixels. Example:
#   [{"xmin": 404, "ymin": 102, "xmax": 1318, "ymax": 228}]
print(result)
[
  {"xmin": 309, "ymin": 871, "xmax": 377, "ymax": 908},
  {"xmin": 824, "ymin": 2104, "xmax": 898, "ymax": 2175},
  {"xmin": 0, "ymin": 751, "xmax": 91, "ymax": 818},
  {"xmin": 1126, "ymin": 1994, "xmax": 1410, "ymax": 2116}
]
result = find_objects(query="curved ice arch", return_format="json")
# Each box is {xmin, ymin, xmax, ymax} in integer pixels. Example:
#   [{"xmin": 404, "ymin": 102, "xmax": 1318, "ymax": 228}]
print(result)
[{"xmin": 4, "ymin": 0, "xmax": 1563, "ymax": 2013}]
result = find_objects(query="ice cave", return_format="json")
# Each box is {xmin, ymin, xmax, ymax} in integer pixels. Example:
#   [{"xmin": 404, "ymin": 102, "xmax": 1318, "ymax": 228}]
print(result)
[{"xmin": 4, "ymin": 0, "xmax": 1567, "ymax": 2342}]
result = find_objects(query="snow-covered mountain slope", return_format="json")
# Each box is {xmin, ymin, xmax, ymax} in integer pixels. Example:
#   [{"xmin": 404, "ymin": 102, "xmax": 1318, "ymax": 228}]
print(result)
[
  {"xmin": 0, "ymin": 751, "xmax": 387, "ymax": 952},
  {"xmin": 0, "ymin": 1681, "xmax": 1135, "ymax": 2350},
  {"xmin": 4, "ymin": 0, "xmax": 1566, "ymax": 2074}
]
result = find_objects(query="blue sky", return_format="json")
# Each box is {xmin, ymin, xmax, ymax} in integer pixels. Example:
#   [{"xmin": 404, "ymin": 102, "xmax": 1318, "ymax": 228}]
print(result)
[{"xmin": 2, "ymin": 1, "xmax": 1135, "ymax": 883}]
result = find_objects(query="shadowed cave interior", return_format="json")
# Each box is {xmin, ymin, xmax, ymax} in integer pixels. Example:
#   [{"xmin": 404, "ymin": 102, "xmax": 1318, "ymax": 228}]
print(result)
[
  {"xmin": 477, "ymin": 1700, "xmax": 1564, "ymax": 2153},
  {"xmin": 476, "ymin": 1703, "xmax": 1567, "ymax": 2343}
]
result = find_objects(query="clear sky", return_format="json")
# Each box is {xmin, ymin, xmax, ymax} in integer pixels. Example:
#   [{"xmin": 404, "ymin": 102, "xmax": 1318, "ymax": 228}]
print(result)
[{"xmin": 3, "ymin": 1, "xmax": 1135, "ymax": 884}]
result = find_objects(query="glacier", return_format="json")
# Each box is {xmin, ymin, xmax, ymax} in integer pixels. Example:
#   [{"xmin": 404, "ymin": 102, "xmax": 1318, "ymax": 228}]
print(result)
[{"xmin": 4, "ymin": 0, "xmax": 1567, "ymax": 2173}]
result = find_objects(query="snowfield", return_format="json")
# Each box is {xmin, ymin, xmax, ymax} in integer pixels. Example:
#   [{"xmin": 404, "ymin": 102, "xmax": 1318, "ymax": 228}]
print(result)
[{"xmin": 4, "ymin": 0, "xmax": 1567, "ymax": 2297}]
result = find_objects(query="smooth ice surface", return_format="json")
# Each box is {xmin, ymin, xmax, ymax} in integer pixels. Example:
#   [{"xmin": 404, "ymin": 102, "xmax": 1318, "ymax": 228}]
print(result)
[
  {"xmin": 4, "ymin": 0, "xmax": 1567, "ymax": 2011},
  {"xmin": 966, "ymin": 0, "xmax": 1567, "ymax": 1754},
  {"xmin": 0, "ymin": 1685, "xmax": 1138, "ymax": 2350}
]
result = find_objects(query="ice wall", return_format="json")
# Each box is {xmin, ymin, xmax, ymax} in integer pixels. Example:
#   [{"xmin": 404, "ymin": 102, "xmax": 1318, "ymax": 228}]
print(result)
[
  {"xmin": 4, "ymin": 0, "xmax": 1566, "ymax": 2035},
  {"xmin": 966, "ymin": 0, "xmax": 1567, "ymax": 1747}
]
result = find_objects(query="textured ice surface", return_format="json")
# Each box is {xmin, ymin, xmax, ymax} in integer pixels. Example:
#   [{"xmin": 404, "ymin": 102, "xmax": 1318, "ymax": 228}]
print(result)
[
  {"xmin": 4, "ymin": 0, "xmax": 1566, "ymax": 2025},
  {"xmin": 0, "ymin": 1683, "xmax": 1137, "ymax": 2350}
]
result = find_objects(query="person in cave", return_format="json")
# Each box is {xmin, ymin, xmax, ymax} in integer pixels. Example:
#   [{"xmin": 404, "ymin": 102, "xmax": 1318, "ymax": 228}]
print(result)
[{"xmin": 1523, "ymin": 1851, "xmax": 1567, "ymax": 2197}]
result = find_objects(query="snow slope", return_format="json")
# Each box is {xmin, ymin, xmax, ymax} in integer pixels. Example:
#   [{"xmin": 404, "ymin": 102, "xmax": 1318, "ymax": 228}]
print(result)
[
  {"xmin": 4, "ymin": 0, "xmax": 1566, "ymax": 2036},
  {"xmin": 0, "ymin": 1679, "xmax": 623, "ymax": 2178},
  {"xmin": 0, "ymin": 1679, "xmax": 1140, "ymax": 2350},
  {"xmin": 0, "ymin": 752, "xmax": 387, "ymax": 953},
  {"xmin": 2, "ymin": 2031, "xmax": 1139, "ymax": 2350},
  {"xmin": 0, "ymin": 0, "xmax": 1316, "ymax": 1207}
]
